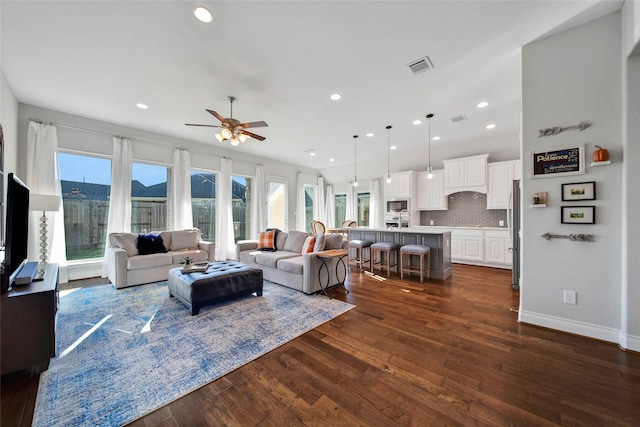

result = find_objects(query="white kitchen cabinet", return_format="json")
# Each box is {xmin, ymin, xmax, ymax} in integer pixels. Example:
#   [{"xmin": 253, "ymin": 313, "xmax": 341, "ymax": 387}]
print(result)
[
  {"xmin": 487, "ymin": 160, "xmax": 521, "ymax": 209},
  {"xmin": 485, "ymin": 230, "xmax": 512, "ymax": 265},
  {"xmin": 384, "ymin": 171, "xmax": 414, "ymax": 199},
  {"xmin": 443, "ymin": 154, "xmax": 489, "ymax": 195},
  {"xmin": 415, "ymin": 170, "xmax": 447, "ymax": 210},
  {"xmin": 451, "ymin": 229, "xmax": 484, "ymax": 263}
]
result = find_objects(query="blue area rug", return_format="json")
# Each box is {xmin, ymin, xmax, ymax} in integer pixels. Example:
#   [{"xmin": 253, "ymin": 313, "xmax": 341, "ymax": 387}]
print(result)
[{"xmin": 33, "ymin": 281, "xmax": 354, "ymax": 426}]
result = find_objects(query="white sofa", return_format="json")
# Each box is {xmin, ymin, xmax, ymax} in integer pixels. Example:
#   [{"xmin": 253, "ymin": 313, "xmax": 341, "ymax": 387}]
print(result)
[
  {"xmin": 236, "ymin": 230, "xmax": 348, "ymax": 294},
  {"xmin": 105, "ymin": 228, "xmax": 215, "ymax": 289}
]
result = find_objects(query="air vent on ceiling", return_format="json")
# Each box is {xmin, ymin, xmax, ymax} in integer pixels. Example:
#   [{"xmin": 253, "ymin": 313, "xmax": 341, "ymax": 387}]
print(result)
[
  {"xmin": 407, "ymin": 56, "xmax": 434, "ymax": 75},
  {"xmin": 450, "ymin": 114, "xmax": 468, "ymax": 123}
]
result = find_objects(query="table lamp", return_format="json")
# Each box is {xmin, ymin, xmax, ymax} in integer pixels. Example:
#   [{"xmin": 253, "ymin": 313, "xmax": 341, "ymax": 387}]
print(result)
[{"xmin": 30, "ymin": 193, "xmax": 62, "ymax": 265}]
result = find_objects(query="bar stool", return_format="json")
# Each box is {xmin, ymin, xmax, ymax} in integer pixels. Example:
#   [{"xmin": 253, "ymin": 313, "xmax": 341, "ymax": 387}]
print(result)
[
  {"xmin": 400, "ymin": 244, "xmax": 431, "ymax": 283},
  {"xmin": 348, "ymin": 239, "xmax": 372, "ymax": 272},
  {"xmin": 370, "ymin": 242, "xmax": 399, "ymax": 277}
]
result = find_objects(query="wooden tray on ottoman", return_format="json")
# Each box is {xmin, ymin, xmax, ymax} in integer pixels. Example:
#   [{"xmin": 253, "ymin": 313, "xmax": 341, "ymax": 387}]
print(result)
[{"xmin": 168, "ymin": 261, "xmax": 263, "ymax": 315}]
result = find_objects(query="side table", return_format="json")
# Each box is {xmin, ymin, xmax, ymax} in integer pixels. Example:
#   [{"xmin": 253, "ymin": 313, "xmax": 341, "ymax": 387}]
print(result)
[{"xmin": 317, "ymin": 249, "xmax": 349, "ymax": 297}]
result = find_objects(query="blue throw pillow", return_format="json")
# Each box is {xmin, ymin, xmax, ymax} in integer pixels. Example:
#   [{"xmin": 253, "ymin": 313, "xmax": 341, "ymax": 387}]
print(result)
[{"xmin": 137, "ymin": 233, "xmax": 167, "ymax": 255}]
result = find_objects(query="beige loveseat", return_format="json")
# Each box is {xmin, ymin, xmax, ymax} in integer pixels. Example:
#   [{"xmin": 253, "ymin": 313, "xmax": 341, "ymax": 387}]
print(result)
[
  {"xmin": 105, "ymin": 228, "xmax": 215, "ymax": 289},
  {"xmin": 236, "ymin": 230, "xmax": 348, "ymax": 294}
]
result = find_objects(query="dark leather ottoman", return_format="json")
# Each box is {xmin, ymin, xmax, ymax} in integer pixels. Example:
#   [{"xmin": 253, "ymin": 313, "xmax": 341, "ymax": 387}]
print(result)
[{"xmin": 168, "ymin": 261, "xmax": 263, "ymax": 315}]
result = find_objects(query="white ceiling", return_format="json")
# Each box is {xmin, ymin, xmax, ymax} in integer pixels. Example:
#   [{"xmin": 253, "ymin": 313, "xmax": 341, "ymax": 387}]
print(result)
[{"xmin": 1, "ymin": 1, "xmax": 622, "ymax": 183}]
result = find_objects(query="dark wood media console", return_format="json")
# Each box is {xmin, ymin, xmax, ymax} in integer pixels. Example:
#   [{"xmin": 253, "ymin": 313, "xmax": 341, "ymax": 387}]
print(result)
[{"xmin": 1, "ymin": 263, "xmax": 59, "ymax": 375}]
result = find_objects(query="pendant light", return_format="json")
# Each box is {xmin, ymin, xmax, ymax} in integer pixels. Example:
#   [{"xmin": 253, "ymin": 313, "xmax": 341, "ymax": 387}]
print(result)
[
  {"xmin": 426, "ymin": 113, "xmax": 434, "ymax": 179},
  {"xmin": 352, "ymin": 135, "xmax": 359, "ymax": 187},
  {"xmin": 385, "ymin": 125, "xmax": 392, "ymax": 184}
]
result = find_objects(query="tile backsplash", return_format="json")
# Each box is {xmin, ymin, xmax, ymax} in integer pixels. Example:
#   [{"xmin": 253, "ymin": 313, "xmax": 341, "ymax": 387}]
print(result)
[{"xmin": 419, "ymin": 191, "xmax": 508, "ymax": 227}]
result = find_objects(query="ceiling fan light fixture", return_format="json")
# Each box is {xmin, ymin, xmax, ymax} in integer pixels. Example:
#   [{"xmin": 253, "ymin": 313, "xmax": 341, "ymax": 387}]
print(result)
[
  {"xmin": 193, "ymin": 6, "xmax": 213, "ymax": 23},
  {"xmin": 215, "ymin": 133, "xmax": 224, "ymax": 142},
  {"xmin": 230, "ymin": 136, "xmax": 240, "ymax": 146},
  {"xmin": 238, "ymin": 133, "xmax": 248, "ymax": 143},
  {"xmin": 220, "ymin": 128, "xmax": 233, "ymax": 139}
]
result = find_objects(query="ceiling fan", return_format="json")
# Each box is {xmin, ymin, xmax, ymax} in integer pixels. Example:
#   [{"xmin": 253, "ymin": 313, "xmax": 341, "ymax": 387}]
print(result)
[{"xmin": 185, "ymin": 96, "xmax": 268, "ymax": 146}]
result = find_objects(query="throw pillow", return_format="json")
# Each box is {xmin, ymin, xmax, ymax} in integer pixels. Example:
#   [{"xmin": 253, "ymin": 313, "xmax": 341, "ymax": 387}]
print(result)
[
  {"xmin": 111, "ymin": 233, "xmax": 139, "ymax": 257},
  {"xmin": 283, "ymin": 231, "xmax": 310, "ymax": 253},
  {"xmin": 301, "ymin": 235, "xmax": 316, "ymax": 253},
  {"xmin": 257, "ymin": 229, "xmax": 277, "ymax": 251},
  {"xmin": 324, "ymin": 234, "xmax": 345, "ymax": 250},
  {"xmin": 137, "ymin": 233, "xmax": 167, "ymax": 255},
  {"xmin": 313, "ymin": 234, "xmax": 326, "ymax": 252},
  {"xmin": 171, "ymin": 229, "xmax": 199, "ymax": 251}
]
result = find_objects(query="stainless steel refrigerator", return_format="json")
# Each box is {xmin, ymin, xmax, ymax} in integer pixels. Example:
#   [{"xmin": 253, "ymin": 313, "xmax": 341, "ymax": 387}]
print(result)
[{"xmin": 509, "ymin": 180, "xmax": 521, "ymax": 290}]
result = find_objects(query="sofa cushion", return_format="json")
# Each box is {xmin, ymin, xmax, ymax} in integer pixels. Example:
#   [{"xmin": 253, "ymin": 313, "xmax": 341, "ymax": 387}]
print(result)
[
  {"xmin": 158, "ymin": 231, "xmax": 172, "ymax": 251},
  {"xmin": 275, "ymin": 231, "xmax": 288, "ymax": 250},
  {"xmin": 111, "ymin": 233, "xmax": 139, "ymax": 257},
  {"xmin": 301, "ymin": 235, "xmax": 316, "ymax": 253},
  {"xmin": 255, "ymin": 251, "xmax": 300, "ymax": 268},
  {"xmin": 238, "ymin": 250, "xmax": 260, "ymax": 264},
  {"xmin": 137, "ymin": 233, "xmax": 167, "ymax": 255},
  {"xmin": 170, "ymin": 249, "xmax": 209, "ymax": 264},
  {"xmin": 127, "ymin": 252, "xmax": 173, "ymax": 270},
  {"xmin": 171, "ymin": 229, "xmax": 200, "ymax": 251},
  {"xmin": 257, "ymin": 229, "xmax": 277, "ymax": 251},
  {"xmin": 324, "ymin": 234, "xmax": 345, "ymax": 250},
  {"xmin": 313, "ymin": 234, "xmax": 326, "ymax": 252},
  {"xmin": 277, "ymin": 256, "xmax": 304, "ymax": 275},
  {"xmin": 283, "ymin": 231, "xmax": 310, "ymax": 253}
]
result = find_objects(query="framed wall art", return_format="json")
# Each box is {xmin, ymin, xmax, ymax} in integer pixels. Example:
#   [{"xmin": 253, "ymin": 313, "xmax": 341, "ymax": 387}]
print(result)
[
  {"xmin": 561, "ymin": 206, "xmax": 595, "ymax": 225},
  {"xmin": 561, "ymin": 181, "xmax": 596, "ymax": 201},
  {"xmin": 531, "ymin": 145, "xmax": 585, "ymax": 178}
]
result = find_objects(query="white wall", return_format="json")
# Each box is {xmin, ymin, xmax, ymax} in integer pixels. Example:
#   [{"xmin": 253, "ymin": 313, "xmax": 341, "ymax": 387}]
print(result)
[
  {"xmin": 1, "ymin": 68, "xmax": 18, "ymax": 177},
  {"xmin": 521, "ymin": 12, "xmax": 627, "ymax": 345}
]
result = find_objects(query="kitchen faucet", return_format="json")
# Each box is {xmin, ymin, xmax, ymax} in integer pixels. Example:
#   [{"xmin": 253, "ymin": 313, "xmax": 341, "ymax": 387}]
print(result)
[{"xmin": 399, "ymin": 209, "xmax": 411, "ymax": 227}]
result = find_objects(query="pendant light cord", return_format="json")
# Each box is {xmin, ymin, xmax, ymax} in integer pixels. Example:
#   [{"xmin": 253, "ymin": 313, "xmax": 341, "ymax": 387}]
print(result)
[
  {"xmin": 386, "ymin": 125, "xmax": 392, "ymax": 179},
  {"xmin": 426, "ymin": 113, "xmax": 434, "ymax": 173},
  {"xmin": 353, "ymin": 135, "xmax": 359, "ymax": 185}
]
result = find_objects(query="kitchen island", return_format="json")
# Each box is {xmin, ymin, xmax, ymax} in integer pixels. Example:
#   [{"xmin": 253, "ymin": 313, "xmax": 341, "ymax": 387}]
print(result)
[{"xmin": 347, "ymin": 228, "xmax": 452, "ymax": 280}]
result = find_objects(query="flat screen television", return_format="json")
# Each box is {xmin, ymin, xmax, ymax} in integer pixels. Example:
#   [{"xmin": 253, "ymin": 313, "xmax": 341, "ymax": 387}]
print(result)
[{"xmin": 2, "ymin": 173, "xmax": 30, "ymax": 291}]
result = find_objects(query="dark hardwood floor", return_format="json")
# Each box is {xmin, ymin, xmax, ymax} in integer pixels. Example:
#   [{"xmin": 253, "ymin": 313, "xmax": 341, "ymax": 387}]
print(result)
[{"xmin": 2, "ymin": 264, "xmax": 639, "ymax": 426}]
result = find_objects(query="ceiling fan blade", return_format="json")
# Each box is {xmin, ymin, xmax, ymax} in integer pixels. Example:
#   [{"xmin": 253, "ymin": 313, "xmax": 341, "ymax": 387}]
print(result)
[
  {"xmin": 206, "ymin": 109, "xmax": 227, "ymax": 123},
  {"xmin": 238, "ymin": 120, "xmax": 268, "ymax": 129},
  {"xmin": 185, "ymin": 123, "xmax": 222, "ymax": 128},
  {"xmin": 239, "ymin": 130, "xmax": 266, "ymax": 141}
]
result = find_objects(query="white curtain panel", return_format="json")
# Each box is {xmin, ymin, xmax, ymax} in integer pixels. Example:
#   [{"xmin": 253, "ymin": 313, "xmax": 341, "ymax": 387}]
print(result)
[
  {"xmin": 102, "ymin": 137, "xmax": 133, "ymax": 276},
  {"xmin": 215, "ymin": 157, "xmax": 236, "ymax": 260},
  {"xmin": 172, "ymin": 148, "xmax": 193, "ymax": 230},
  {"xmin": 346, "ymin": 184, "xmax": 355, "ymax": 224},
  {"xmin": 324, "ymin": 185, "xmax": 335, "ymax": 228},
  {"xmin": 26, "ymin": 121, "xmax": 68, "ymax": 281},
  {"xmin": 296, "ymin": 172, "xmax": 306, "ymax": 231},
  {"xmin": 370, "ymin": 178, "xmax": 382, "ymax": 229},
  {"xmin": 317, "ymin": 176, "xmax": 325, "ymax": 224},
  {"xmin": 252, "ymin": 164, "xmax": 266, "ymax": 237}
]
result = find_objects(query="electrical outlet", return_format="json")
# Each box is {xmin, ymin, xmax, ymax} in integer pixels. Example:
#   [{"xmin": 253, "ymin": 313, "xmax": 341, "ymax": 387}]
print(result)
[
  {"xmin": 563, "ymin": 290, "xmax": 577, "ymax": 305},
  {"xmin": 429, "ymin": 220, "xmax": 434, "ymax": 225},
  {"xmin": 499, "ymin": 220, "xmax": 504, "ymax": 227}
]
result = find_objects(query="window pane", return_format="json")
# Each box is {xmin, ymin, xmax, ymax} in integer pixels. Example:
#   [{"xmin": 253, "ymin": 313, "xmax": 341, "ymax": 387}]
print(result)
[
  {"xmin": 304, "ymin": 185, "xmax": 315, "ymax": 232},
  {"xmin": 191, "ymin": 170, "xmax": 216, "ymax": 242},
  {"xmin": 357, "ymin": 192, "xmax": 370, "ymax": 226},
  {"xmin": 58, "ymin": 153, "xmax": 111, "ymax": 260},
  {"xmin": 268, "ymin": 181, "xmax": 286, "ymax": 230},
  {"xmin": 132, "ymin": 163, "xmax": 168, "ymax": 232},
  {"xmin": 335, "ymin": 194, "xmax": 346, "ymax": 227},
  {"xmin": 232, "ymin": 176, "xmax": 252, "ymax": 242}
]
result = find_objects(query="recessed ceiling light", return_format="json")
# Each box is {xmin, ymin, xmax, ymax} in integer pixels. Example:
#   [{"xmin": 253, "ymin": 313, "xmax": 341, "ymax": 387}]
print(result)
[
  {"xmin": 477, "ymin": 101, "xmax": 489, "ymax": 108},
  {"xmin": 193, "ymin": 6, "xmax": 213, "ymax": 23},
  {"xmin": 412, "ymin": 119, "xmax": 422, "ymax": 125},
  {"xmin": 432, "ymin": 136, "xmax": 441, "ymax": 141},
  {"xmin": 329, "ymin": 158, "xmax": 335, "ymax": 162},
  {"xmin": 330, "ymin": 93, "xmax": 342, "ymax": 101},
  {"xmin": 136, "ymin": 103, "xmax": 148, "ymax": 110},
  {"xmin": 309, "ymin": 152, "xmax": 316, "ymax": 156},
  {"xmin": 366, "ymin": 133, "xmax": 374, "ymax": 137},
  {"xmin": 486, "ymin": 123, "xmax": 496, "ymax": 130},
  {"xmin": 390, "ymin": 145, "xmax": 397, "ymax": 150}
]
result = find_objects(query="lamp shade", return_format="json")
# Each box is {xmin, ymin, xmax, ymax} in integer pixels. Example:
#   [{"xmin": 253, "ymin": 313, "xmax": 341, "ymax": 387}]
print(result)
[{"xmin": 30, "ymin": 194, "xmax": 62, "ymax": 212}]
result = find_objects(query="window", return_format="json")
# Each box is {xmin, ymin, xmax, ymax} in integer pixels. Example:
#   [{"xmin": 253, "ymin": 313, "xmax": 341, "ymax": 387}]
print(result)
[
  {"xmin": 232, "ymin": 176, "xmax": 252, "ymax": 242},
  {"xmin": 267, "ymin": 177, "xmax": 287, "ymax": 230},
  {"xmin": 304, "ymin": 184, "xmax": 316, "ymax": 232},
  {"xmin": 190, "ymin": 170, "xmax": 216, "ymax": 242},
  {"xmin": 334, "ymin": 194, "xmax": 346, "ymax": 227},
  {"xmin": 58, "ymin": 152, "xmax": 111, "ymax": 260},
  {"xmin": 356, "ymin": 192, "xmax": 370, "ymax": 227},
  {"xmin": 131, "ymin": 163, "xmax": 168, "ymax": 233}
]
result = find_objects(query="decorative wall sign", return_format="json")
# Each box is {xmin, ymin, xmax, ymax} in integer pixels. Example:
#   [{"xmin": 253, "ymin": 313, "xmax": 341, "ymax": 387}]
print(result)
[
  {"xmin": 540, "ymin": 232, "xmax": 594, "ymax": 242},
  {"xmin": 538, "ymin": 121, "xmax": 591, "ymax": 137},
  {"xmin": 561, "ymin": 181, "xmax": 596, "ymax": 201},
  {"xmin": 531, "ymin": 145, "xmax": 584, "ymax": 178},
  {"xmin": 561, "ymin": 206, "xmax": 595, "ymax": 224}
]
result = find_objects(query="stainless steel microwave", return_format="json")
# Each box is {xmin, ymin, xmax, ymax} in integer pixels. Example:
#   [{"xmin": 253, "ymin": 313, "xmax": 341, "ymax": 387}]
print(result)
[{"xmin": 386, "ymin": 199, "xmax": 409, "ymax": 213}]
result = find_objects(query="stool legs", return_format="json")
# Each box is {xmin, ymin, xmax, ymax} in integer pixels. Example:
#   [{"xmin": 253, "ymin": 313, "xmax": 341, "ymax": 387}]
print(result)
[
  {"xmin": 351, "ymin": 246, "xmax": 371, "ymax": 272},
  {"xmin": 371, "ymin": 248, "xmax": 398, "ymax": 277},
  {"xmin": 400, "ymin": 251, "xmax": 431, "ymax": 283}
]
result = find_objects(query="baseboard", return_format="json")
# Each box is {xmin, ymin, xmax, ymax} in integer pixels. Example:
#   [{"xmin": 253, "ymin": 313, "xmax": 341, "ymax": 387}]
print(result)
[
  {"xmin": 66, "ymin": 260, "xmax": 103, "ymax": 281},
  {"xmin": 519, "ymin": 310, "xmax": 620, "ymax": 344},
  {"xmin": 618, "ymin": 332, "xmax": 640, "ymax": 352}
]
